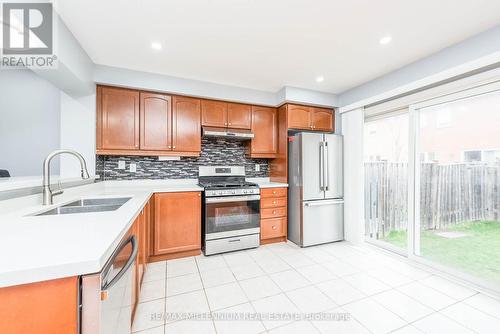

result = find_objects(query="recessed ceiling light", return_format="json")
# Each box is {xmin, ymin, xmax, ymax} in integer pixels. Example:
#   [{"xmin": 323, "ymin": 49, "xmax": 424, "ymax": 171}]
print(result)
[
  {"xmin": 151, "ymin": 42, "xmax": 162, "ymax": 50},
  {"xmin": 316, "ymin": 76, "xmax": 324, "ymax": 83},
  {"xmin": 379, "ymin": 35, "xmax": 392, "ymax": 45}
]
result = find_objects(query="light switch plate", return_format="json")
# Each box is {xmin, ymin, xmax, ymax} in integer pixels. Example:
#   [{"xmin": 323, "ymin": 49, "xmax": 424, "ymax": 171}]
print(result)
[
  {"xmin": 255, "ymin": 164, "xmax": 260, "ymax": 172},
  {"xmin": 129, "ymin": 163, "xmax": 137, "ymax": 173},
  {"xmin": 118, "ymin": 160, "xmax": 126, "ymax": 169}
]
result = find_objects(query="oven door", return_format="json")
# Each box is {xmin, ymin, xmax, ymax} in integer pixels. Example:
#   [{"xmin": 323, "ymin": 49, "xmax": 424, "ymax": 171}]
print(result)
[{"xmin": 205, "ymin": 195, "xmax": 260, "ymax": 237}]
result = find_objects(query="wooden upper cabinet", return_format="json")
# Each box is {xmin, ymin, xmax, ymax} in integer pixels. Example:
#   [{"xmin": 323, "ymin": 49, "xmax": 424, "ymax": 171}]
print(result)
[
  {"xmin": 98, "ymin": 86, "xmax": 140, "ymax": 150},
  {"xmin": 311, "ymin": 107, "xmax": 334, "ymax": 131},
  {"xmin": 227, "ymin": 103, "xmax": 251, "ymax": 129},
  {"xmin": 140, "ymin": 92, "xmax": 172, "ymax": 151},
  {"xmin": 287, "ymin": 104, "xmax": 311, "ymax": 130},
  {"xmin": 201, "ymin": 100, "xmax": 227, "ymax": 127},
  {"xmin": 249, "ymin": 106, "xmax": 278, "ymax": 157},
  {"xmin": 286, "ymin": 104, "xmax": 334, "ymax": 132},
  {"xmin": 172, "ymin": 96, "xmax": 201, "ymax": 153},
  {"xmin": 153, "ymin": 192, "xmax": 201, "ymax": 256}
]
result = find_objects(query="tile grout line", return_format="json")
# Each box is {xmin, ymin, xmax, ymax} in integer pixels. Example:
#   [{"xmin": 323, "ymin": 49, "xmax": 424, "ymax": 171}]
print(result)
[{"xmin": 194, "ymin": 255, "xmax": 219, "ymax": 334}]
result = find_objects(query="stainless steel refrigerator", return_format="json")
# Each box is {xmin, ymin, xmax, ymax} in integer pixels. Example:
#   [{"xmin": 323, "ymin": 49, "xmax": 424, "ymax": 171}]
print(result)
[{"xmin": 288, "ymin": 132, "xmax": 344, "ymax": 247}]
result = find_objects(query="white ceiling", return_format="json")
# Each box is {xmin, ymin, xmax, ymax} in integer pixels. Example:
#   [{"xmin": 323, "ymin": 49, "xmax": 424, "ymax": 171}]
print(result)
[{"xmin": 56, "ymin": 0, "xmax": 500, "ymax": 94}]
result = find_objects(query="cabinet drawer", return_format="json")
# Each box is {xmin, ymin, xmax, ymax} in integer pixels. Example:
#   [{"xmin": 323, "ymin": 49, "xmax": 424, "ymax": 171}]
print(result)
[
  {"xmin": 261, "ymin": 207, "xmax": 287, "ymax": 219},
  {"xmin": 261, "ymin": 217, "xmax": 286, "ymax": 239},
  {"xmin": 261, "ymin": 187, "xmax": 287, "ymax": 198},
  {"xmin": 260, "ymin": 197, "xmax": 287, "ymax": 209}
]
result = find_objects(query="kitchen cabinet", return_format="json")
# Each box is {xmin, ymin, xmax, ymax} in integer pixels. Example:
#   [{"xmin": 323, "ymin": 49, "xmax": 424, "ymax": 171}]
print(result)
[
  {"xmin": 152, "ymin": 192, "xmax": 202, "ymax": 260},
  {"xmin": 227, "ymin": 103, "xmax": 252, "ymax": 129},
  {"xmin": 247, "ymin": 106, "xmax": 278, "ymax": 158},
  {"xmin": 286, "ymin": 104, "xmax": 334, "ymax": 132},
  {"xmin": 0, "ymin": 276, "xmax": 79, "ymax": 334},
  {"xmin": 260, "ymin": 187, "xmax": 288, "ymax": 244},
  {"xmin": 201, "ymin": 100, "xmax": 227, "ymax": 127},
  {"xmin": 311, "ymin": 107, "xmax": 334, "ymax": 131},
  {"xmin": 96, "ymin": 86, "xmax": 201, "ymax": 157},
  {"xmin": 287, "ymin": 104, "xmax": 311, "ymax": 130},
  {"xmin": 140, "ymin": 92, "xmax": 172, "ymax": 151},
  {"xmin": 172, "ymin": 96, "xmax": 201, "ymax": 153},
  {"xmin": 201, "ymin": 100, "xmax": 252, "ymax": 129},
  {"xmin": 97, "ymin": 86, "xmax": 140, "ymax": 151}
]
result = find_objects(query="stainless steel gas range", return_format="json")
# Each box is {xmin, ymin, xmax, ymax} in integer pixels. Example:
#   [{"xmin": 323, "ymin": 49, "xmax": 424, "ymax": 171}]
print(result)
[{"xmin": 199, "ymin": 166, "xmax": 260, "ymax": 255}]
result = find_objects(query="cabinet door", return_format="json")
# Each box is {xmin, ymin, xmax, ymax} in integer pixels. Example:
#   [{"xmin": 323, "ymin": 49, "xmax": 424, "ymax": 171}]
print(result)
[
  {"xmin": 140, "ymin": 92, "xmax": 172, "ymax": 151},
  {"xmin": 99, "ymin": 86, "xmax": 140, "ymax": 150},
  {"xmin": 287, "ymin": 104, "xmax": 311, "ymax": 130},
  {"xmin": 227, "ymin": 103, "xmax": 251, "ymax": 129},
  {"xmin": 201, "ymin": 100, "xmax": 227, "ymax": 127},
  {"xmin": 311, "ymin": 107, "xmax": 333, "ymax": 131},
  {"xmin": 154, "ymin": 192, "xmax": 201, "ymax": 255},
  {"xmin": 250, "ymin": 106, "xmax": 278, "ymax": 157},
  {"xmin": 172, "ymin": 96, "xmax": 201, "ymax": 153}
]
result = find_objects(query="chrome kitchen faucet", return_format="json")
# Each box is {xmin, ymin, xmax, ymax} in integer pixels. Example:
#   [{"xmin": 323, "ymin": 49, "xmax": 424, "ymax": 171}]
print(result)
[{"xmin": 42, "ymin": 149, "xmax": 90, "ymax": 205}]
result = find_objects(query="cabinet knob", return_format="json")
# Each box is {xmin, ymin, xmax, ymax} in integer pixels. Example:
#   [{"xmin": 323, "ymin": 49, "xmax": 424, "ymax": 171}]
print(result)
[
  {"xmin": 272, "ymin": 226, "xmax": 277, "ymax": 230},
  {"xmin": 272, "ymin": 210, "xmax": 276, "ymax": 214},
  {"xmin": 172, "ymin": 146, "xmax": 176, "ymax": 149},
  {"xmin": 228, "ymin": 122, "xmax": 232, "ymax": 125},
  {"xmin": 273, "ymin": 191, "xmax": 276, "ymax": 195},
  {"xmin": 168, "ymin": 145, "xmax": 171, "ymax": 149},
  {"xmin": 273, "ymin": 200, "xmax": 277, "ymax": 204},
  {"xmin": 224, "ymin": 122, "xmax": 228, "ymax": 126}
]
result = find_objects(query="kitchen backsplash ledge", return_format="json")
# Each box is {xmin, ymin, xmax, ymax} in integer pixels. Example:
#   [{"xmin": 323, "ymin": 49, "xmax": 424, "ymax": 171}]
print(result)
[{"xmin": 96, "ymin": 137, "xmax": 269, "ymax": 180}]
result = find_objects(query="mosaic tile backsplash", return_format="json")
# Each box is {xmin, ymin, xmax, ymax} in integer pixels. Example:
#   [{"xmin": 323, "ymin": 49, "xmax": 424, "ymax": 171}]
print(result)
[{"xmin": 96, "ymin": 137, "xmax": 269, "ymax": 180}]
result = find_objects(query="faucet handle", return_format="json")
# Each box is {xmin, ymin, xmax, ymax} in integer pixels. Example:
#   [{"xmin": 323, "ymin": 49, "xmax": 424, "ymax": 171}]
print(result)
[{"xmin": 52, "ymin": 180, "xmax": 64, "ymax": 196}]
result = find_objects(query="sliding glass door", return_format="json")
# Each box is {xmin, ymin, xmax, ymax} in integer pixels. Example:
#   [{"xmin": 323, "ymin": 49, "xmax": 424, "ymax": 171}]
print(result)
[
  {"xmin": 414, "ymin": 90, "xmax": 500, "ymax": 287},
  {"xmin": 364, "ymin": 111, "xmax": 409, "ymax": 252}
]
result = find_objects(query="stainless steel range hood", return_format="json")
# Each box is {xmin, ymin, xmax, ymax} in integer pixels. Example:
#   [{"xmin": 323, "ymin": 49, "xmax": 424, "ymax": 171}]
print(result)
[{"xmin": 202, "ymin": 126, "xmax": 254, "ymax": 140}]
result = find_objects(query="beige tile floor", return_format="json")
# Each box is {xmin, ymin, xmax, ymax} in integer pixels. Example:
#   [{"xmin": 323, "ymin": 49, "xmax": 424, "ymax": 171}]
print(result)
[{"xmin": 132, "ymin": 241, "xmax": 500, "ymax": 334}]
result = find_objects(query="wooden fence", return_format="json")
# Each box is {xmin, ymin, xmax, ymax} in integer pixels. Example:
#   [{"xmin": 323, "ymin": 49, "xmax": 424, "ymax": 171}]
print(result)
[{"xmin": 365, "ymin": 161, "xmax": 500, "ymax": 238}]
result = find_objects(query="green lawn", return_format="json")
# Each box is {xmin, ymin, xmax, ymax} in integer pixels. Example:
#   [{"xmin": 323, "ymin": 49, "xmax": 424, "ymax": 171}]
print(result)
[{"xmin": 382, "ymin": 221, "xmax": 500, "ymax": 285}]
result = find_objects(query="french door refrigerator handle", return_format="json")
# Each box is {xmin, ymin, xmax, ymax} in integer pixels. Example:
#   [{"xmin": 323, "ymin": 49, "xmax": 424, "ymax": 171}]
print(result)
[
  {"xmin": 324, "ymin": 141, "xmax": 330, "ymax": 191},
  {"xmin": 319, "ymin": 142, "xmax": 325, "ymax": 191},
  {"xmin": 305, "ymin": 199, "xmax": 344, "ymax": 207}
]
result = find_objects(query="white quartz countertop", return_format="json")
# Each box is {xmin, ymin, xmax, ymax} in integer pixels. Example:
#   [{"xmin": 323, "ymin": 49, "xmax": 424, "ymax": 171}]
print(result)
[
  {"xmin": 247, "ymin": 177, "xmax": 288, "ymax": 188},
  {"xmin": 0, "ymin": 179, "xmax": 202, "ymax": 288}
]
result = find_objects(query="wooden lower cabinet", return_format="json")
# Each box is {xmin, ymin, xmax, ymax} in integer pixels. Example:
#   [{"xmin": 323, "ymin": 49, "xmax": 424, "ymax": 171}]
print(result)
[
  {"xmin": 260, "ymin": 187, "xmax": 288, "ymax": 244},
  {"xmin": 151, "ymin": 192, "xmax": 202, "ymax": 261},
  {"xmin": 0, "ymin": 277, "xmax": 79, "ymax": 334}
]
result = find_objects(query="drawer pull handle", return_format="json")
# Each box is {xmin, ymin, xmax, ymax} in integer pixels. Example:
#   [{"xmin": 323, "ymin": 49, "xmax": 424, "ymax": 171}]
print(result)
[{"xmin": 228, "ymin": 239, "xmax": 241, "ymax": 243}]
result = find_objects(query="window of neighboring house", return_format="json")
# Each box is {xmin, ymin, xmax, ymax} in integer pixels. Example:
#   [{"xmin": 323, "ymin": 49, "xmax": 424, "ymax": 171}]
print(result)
[
  {"xmin": 436, "ymin": 108, "xmax": 452, "ymax": 128},
  {"xmin": 481, "ymin": 149, "xmax": 500, "ymax": 163},
  {"xmin": 463, "ymin": 150, "xmax": 482, "ymax": 162},
  {"xmin": 420, "ymin": 152, "xmax": 435, "ymax": 162}
]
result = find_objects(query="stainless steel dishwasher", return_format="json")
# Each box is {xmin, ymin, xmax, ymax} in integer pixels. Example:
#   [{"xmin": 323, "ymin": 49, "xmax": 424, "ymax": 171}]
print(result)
[{"xmin": 80, "ymin": 231, "xmax": 138, "ymax": 334}]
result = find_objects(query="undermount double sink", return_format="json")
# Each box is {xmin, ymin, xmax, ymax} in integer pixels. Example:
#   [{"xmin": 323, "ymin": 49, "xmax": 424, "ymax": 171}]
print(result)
[{"xmin": 34, "ymin": 197, "xmax": 132, "ymax": 216}]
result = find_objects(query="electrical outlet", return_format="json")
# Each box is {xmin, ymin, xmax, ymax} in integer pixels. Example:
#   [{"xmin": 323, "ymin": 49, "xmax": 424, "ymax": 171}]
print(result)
[
  {"xmin": 118, "ymin": 160, "xmax": 126, "ymax": 169},
  {"xmin": 129, "ymin": 163, "xmax": 137, "ymax": 173},
  {"xmin": 255, "ymin": 164, "xmax": 260, "ymax": 172}
]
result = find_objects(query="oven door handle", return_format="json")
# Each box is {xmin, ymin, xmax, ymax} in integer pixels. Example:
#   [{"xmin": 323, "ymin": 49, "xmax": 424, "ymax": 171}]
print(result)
[{"xmin": 205, "ymin": 195, "xmax": 261, "ymax": 203}]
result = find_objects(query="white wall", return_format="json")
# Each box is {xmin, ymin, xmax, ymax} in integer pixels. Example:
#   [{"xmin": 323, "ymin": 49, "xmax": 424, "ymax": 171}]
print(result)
[
  {"xmin": 59, "ymin": 91, "xmax": 96, "ymax": 178},
  {"xmin": 95, "ymin": 65, "xmax": 338, "ymax": 108},
  {"xmin": 341, "ymin": 108, "xmax": 365, "ymax": 244},
  {"xmin": 0, "ymin": 70, "xmax": 61, "ymax": 176}
]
